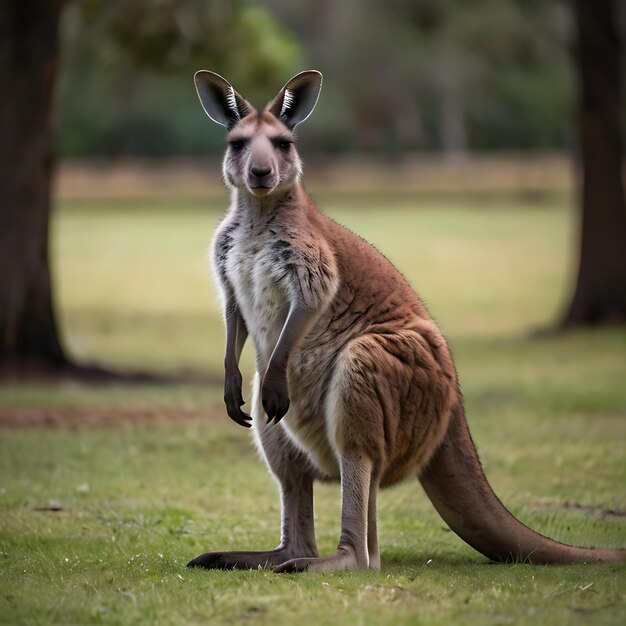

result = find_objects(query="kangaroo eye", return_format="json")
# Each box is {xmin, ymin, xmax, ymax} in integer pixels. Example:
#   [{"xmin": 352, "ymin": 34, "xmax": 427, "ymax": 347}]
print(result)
[
  {"xmin": 275, "ymin": 139, "xmax": 293, "ymax": 151},
  {"xmin": 229, "ymin": 140, "xmax": 246, "ymax": 151}
]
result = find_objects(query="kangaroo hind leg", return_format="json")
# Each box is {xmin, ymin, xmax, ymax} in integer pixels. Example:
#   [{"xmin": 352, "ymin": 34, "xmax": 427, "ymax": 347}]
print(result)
[
  {"xmin": 187, "ymin": 471, "xmax": 317, "ymax": 570},
  {"xmin": 367, "ymin": 467, "xmax": 382, "ymax": 570},
  {"xmin": 188, "ymin": 377, "xmax": 319, "ymax": 570},
  {"xmin": 273, "ymin": 339, "xmax": 392, "ymax": 573},
  {"xmin": 274, "ymin": 451, "xmax": 374, "ymax": 573}
]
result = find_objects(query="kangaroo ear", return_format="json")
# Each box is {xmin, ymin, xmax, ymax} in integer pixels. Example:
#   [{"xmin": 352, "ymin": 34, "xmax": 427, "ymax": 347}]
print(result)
[
  {"xmin": 194, "ymin": 70, "xmax": 252, "ymax": 129},
  {"xmin": 269, "ymin": 70, "xmax": 323, "ymax": 130}
]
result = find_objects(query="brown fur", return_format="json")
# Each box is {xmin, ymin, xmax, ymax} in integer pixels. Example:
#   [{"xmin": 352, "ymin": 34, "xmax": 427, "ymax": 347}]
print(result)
[{"xmin": 188, "ymin": 70, "xmax": 626, "ymax": 572}]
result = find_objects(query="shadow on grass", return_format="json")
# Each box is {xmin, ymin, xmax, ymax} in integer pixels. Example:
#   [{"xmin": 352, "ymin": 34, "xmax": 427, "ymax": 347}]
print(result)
[
  {"xmin": 382, "ymin": 548, "xmax": 487, "ymax": 569},
  {"xmin": 0, "ymin": 356, "xmax": 220, "ymax": 386}
]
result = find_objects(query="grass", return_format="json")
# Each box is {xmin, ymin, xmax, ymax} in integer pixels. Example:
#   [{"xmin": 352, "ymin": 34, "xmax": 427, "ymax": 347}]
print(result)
[
  {"xmin": 1, "ymin": 188, "xmax": 625, "ymax": 625},
  {"xmin": 52, "ymin": 191, "xmax": 574, "ymax": 372}
]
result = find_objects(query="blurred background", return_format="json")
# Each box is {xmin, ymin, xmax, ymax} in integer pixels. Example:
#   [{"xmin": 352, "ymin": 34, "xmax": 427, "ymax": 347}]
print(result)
[
  {"xmin": 1, "ymin": 0, "xmax": 625, "ymax": 386},
  {"xmin": 58, "ymin": 0, "xmax": 577, "ymax": 158}
]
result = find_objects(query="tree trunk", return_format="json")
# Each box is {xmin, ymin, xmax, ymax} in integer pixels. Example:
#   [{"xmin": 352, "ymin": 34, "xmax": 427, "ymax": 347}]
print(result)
[
  {"xmin": 562, "ymin": 0, "xmax": 626, "ymax": 326},
  {"xmin": 0, "ymin": 0, "xmax": 66, "ymax": 364}
]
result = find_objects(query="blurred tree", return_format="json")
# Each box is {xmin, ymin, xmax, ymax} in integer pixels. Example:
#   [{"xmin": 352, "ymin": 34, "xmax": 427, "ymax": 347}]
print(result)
[
  {"xmin": 562, "ymin": 0, "xmax": 626, "ymax": 326},
  {"xmin": 0, "ymin": 0, "xmax": 299, "ymax": 370},
  {"xmin": 0, "ymin": 0, "xmax": 66, "ymax": 367}
]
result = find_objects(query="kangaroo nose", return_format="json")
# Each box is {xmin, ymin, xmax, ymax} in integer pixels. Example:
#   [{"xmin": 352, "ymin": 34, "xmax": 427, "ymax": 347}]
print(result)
[{"xmin": 251, "ymin": 166, "xmax": 272, "ymax": 177}]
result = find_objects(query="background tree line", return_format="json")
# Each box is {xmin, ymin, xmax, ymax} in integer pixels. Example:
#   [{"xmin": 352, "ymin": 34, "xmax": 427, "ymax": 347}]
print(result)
[{"xmin": 58, "ymin": 0, "xmax": 606, "ymax": 158}]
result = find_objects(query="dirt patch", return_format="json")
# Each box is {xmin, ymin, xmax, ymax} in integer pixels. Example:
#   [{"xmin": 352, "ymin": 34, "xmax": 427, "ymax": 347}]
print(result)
[
  {"xmin": 0, "ymin": 405, "xmax": 225, "ymax": 430},
  {"xmin": 561, "ymin": 501, "xmax": 626, "ymax": 522},
  {"xmin": 530, "ymin": 498, "xmax": 626, "ymax": 522}
]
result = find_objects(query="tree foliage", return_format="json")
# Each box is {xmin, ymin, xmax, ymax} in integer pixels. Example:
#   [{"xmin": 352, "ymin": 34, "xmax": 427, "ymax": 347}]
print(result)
[
  {"xmin": 58, "ymin": 0, "xmax": 581, "ymax": 157},
  {"xmin": 58, "ymin": 0, "xmax": 302, "ymax": 157}
]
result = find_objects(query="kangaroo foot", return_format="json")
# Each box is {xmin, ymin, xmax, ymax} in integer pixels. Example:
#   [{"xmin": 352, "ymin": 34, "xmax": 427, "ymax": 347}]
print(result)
[
  {"xmin": 187, "ymin": 548, "xmax": 296, "ymax": 570},
  {"xmin": 273, "ymin": 547, "xmax": 367, "ymax": 573}
]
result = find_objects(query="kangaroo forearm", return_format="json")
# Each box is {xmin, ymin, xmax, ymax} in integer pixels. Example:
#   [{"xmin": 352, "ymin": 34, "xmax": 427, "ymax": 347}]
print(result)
[
  {"xmin": 224, "ymin": 300, "xmax": 247, "ymax": 373},
  {"xmin": 223, "ymin": 297, "xmax": 251, "ymax": 427},
  {"xmin": 235, "ymin": 315, "xmax": 248, "ymax": 362},
  {"xmin": 267, "ymin": 305, "xmax": 316, "ymax": 373},
  {"xmin": 262, "ymin": 305, "xmax": 318, "ymax": 424}
]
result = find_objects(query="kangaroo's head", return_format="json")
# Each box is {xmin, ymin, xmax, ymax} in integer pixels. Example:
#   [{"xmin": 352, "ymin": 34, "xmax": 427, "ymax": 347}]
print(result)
[{"xmin": 194, "ymin": 70, "xmax": 322, "ymax": 198}]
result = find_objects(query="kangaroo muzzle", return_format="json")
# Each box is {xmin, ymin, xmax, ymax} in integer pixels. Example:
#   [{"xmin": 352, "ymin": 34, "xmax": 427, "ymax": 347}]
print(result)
[{"xmin": 247, "ymin": 163, "xmax": 276, "ymax": 195}]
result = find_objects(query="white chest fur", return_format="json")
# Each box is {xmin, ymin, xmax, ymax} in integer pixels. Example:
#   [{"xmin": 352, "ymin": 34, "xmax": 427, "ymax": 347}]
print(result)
[{"xmin": 212, "ymin": 209, "xmax": 294, "ymax": 368}]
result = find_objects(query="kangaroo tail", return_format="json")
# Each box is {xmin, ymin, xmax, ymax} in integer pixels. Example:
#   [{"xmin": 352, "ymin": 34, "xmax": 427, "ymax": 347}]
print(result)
[{"xmin": 418, "ymin": 404, "xmax": 626, "ymax": 564}]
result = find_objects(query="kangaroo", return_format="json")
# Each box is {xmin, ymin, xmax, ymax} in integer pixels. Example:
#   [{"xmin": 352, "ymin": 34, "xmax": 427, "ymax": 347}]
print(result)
[{"xmin": 188, "ymin": 70, "xmax": 626, "ymax": 572}]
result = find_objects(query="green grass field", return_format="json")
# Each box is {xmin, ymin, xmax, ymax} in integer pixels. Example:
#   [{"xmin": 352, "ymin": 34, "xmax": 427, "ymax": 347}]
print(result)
[{"xmin": 1, "ymin": 189, "xmax": 625, "ymax": 625}]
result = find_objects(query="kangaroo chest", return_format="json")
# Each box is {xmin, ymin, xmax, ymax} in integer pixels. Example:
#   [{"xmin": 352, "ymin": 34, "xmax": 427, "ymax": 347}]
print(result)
[
  {"xmin": 219, "ymin": 218, "xmax": 292, "ymax": 362},
  {"xmin": 214, "ymin": 207, "xmax": 342, "ymax": 477}
]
